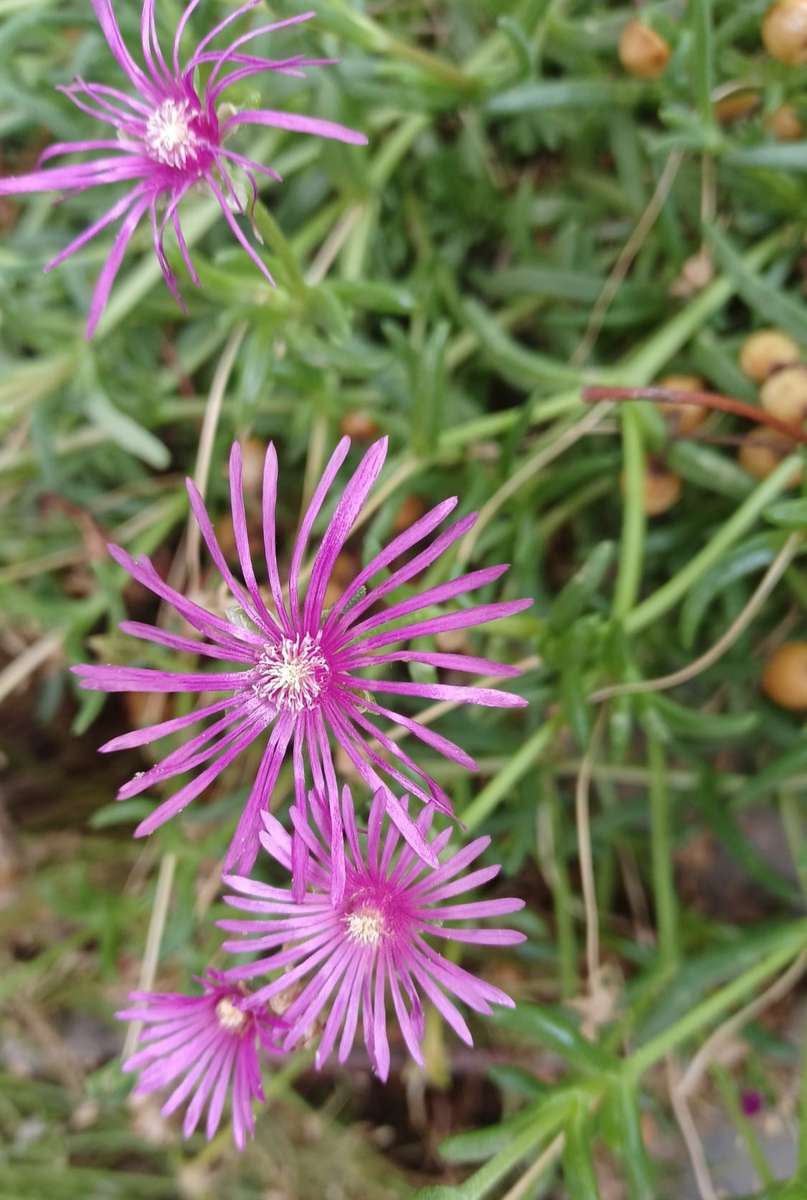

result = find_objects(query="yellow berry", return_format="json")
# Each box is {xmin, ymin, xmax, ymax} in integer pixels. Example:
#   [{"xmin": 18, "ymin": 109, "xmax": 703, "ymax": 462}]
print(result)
[
  {"xmin": 618, "ymin": 20, "xmax": 671, "ymax": 78},
  {"xmin": 339, "ymin": 411, "xmax": 381, "ymax": 441},
  {"xmin": 765, "ymin": 102, "xmax": 804, "ymax": 140},
  {"xmin": 738, "ymin": 429, "xmax": 802, "ymax": 485},
  {"xmin": 759, "ymin": 364, "xmax": 807, "ymax": 425},
  {"xmin": 714, "ymin": 90, "xmax": 760, "ymax": 124},
  {"xmin": 763, "ymin": 0, "xmax": 807, "ymax": 65},
  {"xmin": 656, "ymin": 374, "xmax": 707, "ymax": 434},
  {"xmin": 621, "ymin": 462, "xmax": 682, "ymax": 516},
  {"xmin": 739, "ymin": 329, "xmax": 800, "ymax": 383},
  {"xmin": 762, "ymin": 642, "xmax": 807, "ymax": 710}
]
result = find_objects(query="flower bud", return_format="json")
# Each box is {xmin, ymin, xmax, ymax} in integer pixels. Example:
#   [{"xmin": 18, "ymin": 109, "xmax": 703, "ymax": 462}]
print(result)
[
  {"xmin": 763, "ymin": 0, "xmax": 807, "ymax": 65},
  {"xmin": 765, "ymin": 102, "xmax": 804, "ymax": 140},
  {"xmin": 621, "ymin": 461, "xmax": 682, "ymax": 515},
  {"xmin": 738, "ymin": 429, "xmax": 802, "ymax": 485},
  {"xmin": 762, "ymin": 642, "xmax": 807, "ymax": 709},
  {"xmin": 618, "ymin": 21, "xmax": 671, "ymax": 78},
  {"xmin": 656, "ymin": 374, "xmax": 707, "ymax": 434},
  {"xmin": 759, "ymin": 363, "xmax": 807, "ymax": 425},
  {"xmin": 739, "ymin": 329, "xmax": 800, "ymax": 383}
]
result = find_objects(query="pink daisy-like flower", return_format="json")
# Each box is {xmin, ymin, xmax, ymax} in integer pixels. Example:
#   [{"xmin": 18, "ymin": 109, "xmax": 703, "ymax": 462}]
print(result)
[
  {"xmin": 221, "ymin": 786, "xmax": 526, "ymax": 1080},
  {"xmin": 0, "ymin": 2, "xmax": 366, "ymax": 335},
  {"xmin": 117, "ymin": 969, "xmax": 283, "ymax": 1148},
  {"xmin": 73, "ymin": 437, "xmax": 531, "ymax": 896}
]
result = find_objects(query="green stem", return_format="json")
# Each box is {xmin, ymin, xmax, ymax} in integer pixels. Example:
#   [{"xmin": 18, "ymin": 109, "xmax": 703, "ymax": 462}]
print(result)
[
  {"xmin": 462, "ymin": 719, "xmax": 561, "ymax": 832},
  {"xmin": 648, "ymin": 736, "xmax": 678, "ymax": 971},
  {"xmin": 625, "ymin": 924, "xmax": 807, "ymax": 1083},
  {"xmin": 544, "ymin": 774, "xmax": 579, "ymax": 1000},
  {"xmin": 613, "ymin": 404, "xmax": 645, "ymax": 618},
  {"xmin": 624, "ymin": 454, "xmax": 802, "ymax": 634}
]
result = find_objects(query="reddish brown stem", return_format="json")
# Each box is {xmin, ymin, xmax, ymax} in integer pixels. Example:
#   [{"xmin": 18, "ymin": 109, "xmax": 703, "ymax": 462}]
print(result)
[{"xmin": 582, "ymin": 385, "xmax": 807, "ymax": 445}]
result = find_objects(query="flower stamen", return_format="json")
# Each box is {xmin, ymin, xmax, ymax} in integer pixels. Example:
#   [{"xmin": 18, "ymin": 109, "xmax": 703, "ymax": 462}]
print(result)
[
  {"xmin": 253, "ymin": 634, "xmax": 329, "ymax": 713},
  {"xmin": 346, "ymin": 906, "xmax": 386, "ymax": 946},
  {"xmin": 145, "ymin": 99, "xmax": 199, "ymax": 168},
  {"xmin": 215, "ymin": 997, "xmax": 247, "ymax": 1033}
]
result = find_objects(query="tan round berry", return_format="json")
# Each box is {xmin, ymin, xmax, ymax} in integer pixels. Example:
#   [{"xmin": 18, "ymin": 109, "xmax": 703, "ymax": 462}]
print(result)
[
  {"xmin": 765, "ymin": 102, "xmax": 804, "ymax": 140},
  {"xmin": 656, "ymin": 374, "xmax": 707, "ymax": 434},
  {"xmin": 763, "ymin": 0, "xmax": 807, "ymax": 65},
  {"xmin": 738, "ymin": 428, "xmax": 802, "ymax": 485},
  {"xmin": 618, "ymin": 20, "xmax": 671, "ymax": 78},
  {"xmin": 762, "ymin": 642, "xmax": 807, "ymax": 709},
  {"xmin": 714, "ymin": 90, "xmax": 760, "ymax": 124},
  {"xmin": 621, "ymin": 461, "xmax": 682, "ymax": 516},
  {"xmin": 760, "ymin": 364, "xmax": 807, "ymax": 425},
  {"xmin": 394, "ymin": 493, "xmax": 427, "ymax": 533},
  {"xmin": 739, "ymin": 329, "xmax": 800, "ymax": 383},
  {"xmin": 339, "ymin": 411, "xmax": 381, "ymax": 441}
]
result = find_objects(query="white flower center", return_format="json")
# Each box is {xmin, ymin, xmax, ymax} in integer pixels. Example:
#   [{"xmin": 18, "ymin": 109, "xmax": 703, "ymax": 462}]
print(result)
[
  {"xmin": 253, "ymin": 634, "xmax": 329, "ymax": 713},
  {"xmin": 215, "ymin": 997, "xmax": 247, "ymax": 1032},
  {"xmin": 145, "ymin": 99, "xmax": 199, "ymax": 168},
  {"xmin": 345, "ymin": 906, "xmax": 386, "ymax": 946}
]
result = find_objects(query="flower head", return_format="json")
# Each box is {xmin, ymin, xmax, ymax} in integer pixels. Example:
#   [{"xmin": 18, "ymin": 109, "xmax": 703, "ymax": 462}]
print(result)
[
  {"xmin": 117, "ymin": 970, "xmax": 283, "ymax": 1148},
  {"xmin": 0, "ymin": 2, "xmax": 366, "ymax": 335},
  {"xmin": 73, "ymin": 437, "xmax": 532, "ymax": 896},
  {"xmin": 220, "ymin": 787, "xmax": 526, "ymax": 1080}
]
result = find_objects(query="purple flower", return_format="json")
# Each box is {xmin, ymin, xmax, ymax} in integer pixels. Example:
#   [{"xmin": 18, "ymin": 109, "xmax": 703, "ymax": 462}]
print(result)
[
  {"xmin": 220, "ymin": 786, "xmax": 526, "ymax": 1080},
  {"xmin": 0, "ymin": 2, "xmax": 367, "ymax": 335},
  {"xmin": 73, "ymin": 437, "xmax": 531, "ymax": 895},
  {"xmin": 117, "ymin": 970, "xmax": 283, "ymax": 1148}
]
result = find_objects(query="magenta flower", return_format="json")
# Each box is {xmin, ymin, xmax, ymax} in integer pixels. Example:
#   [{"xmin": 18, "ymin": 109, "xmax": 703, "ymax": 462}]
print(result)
[
  {"xmin": 73, "ymin": 437, "xmax": 531, "ymax": 895},
  {"xmin": 117, "ymin": 970, "xmax": 283, "ymax": 1148},
  {"xmin": 220, "ymin": 787, "xmax": 526, "ymax": 1080},
  {"xmin": 0, "ymin": 2, "xmax": 366, "ymax": 335}
]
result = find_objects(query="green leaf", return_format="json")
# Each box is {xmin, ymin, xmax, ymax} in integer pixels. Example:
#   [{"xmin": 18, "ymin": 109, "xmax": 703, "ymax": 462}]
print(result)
[
  {"xmin": 705, "ymin": 225, "xmax": 807, "ymax": 348},
  {"xmin": 486, "ymin": 79, "xmax": 644, "ymax": 115},
  {"xmin": 84, "ymin": 390, "xmax": 171, "ymax": 469},
  {"xmin": 650, "ymin": 695, "xmax": 759, "ymax": 743},
  {"xmin": 563, "ymin": 1103, "xmax": 602, "ymax": 1200},
  {"xmin": 764, "ymin": 497, "xmax": 807, "ymax": 529},
  {"xmin": 495, "ymin": 1004, "xmax": 617, "ymax": 1076},
  {"xmin": 89, "ymin": 800, "xmax": 155, "ymax": 829}
]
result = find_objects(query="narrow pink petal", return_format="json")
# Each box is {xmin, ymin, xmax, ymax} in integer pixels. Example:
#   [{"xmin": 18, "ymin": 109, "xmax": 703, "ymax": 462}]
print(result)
[
  {"xmin": 99, "ymin": 696, "xmax": 238, "ymax": 753},
  {"xmin": 361, "ymin": 698, "xmax": 476, "ymax": 771},
  {"xmin": 225, "ymin": 109, "xmax": 368, "ymax": 146},
  {"xmin": 117, "ymin": 619, "xmax": 254, "ymax": 663},
  {"xmin": 288, "ymin": 438, "xmax": 350, "ymax": 626},
  {"xmin": 358, "ymin": 678, "xmax": 527, "ymax": 709},
  {"xmin": 260, "ymin": 443, "xmax": 290, "ymax": 632},
  {"xmin": 86, "ymin": 192, "xmax": 151, "ymax": 337},
  {"xmin": 385, "ymin": 792, "xmax": 439, "ymax": 868},
  {"xmin": 206, "ymin": 174, "xmax": 275, "ymax": 285},
  {"xmin": 228, "ymin": 443, "xmax": 283, "ymax": 636},
  {"xmin": 358, "ymin": 598, "xmax": 534, "ymax": 652},
  {"xmin": 184, "ymin": 0, "xmax": 263, "ymax": 68},
  {"xmin": 352, "ymin": 650, "xmax": 521, "ymax": 677},
  {"xmin": 90, "ymin": 0, "xmax": 154, "ymax": 94},
  {"xmin": 222, "ymin": 711, "xmax": 295, "ymax": 874},
  {"xmin": 43, "ymin": 188, "xmax": 146, "ymax": 274},
  {"xmin": 72, "ymin": 663, "xmax": 247, "ymax": 693},
  {"xmin": 185, "ymin": 476, "xmax": 268, "ymax": 631},
  {"xmin": 371, "ymin": 958, "xmax": 390, "ymax": 1081},
  {"xmin": 325, "ymin": 497, "xmax": 458, "ymax": 631},
  {"xmin": 347, "ymin": 564, "xmax": 511, "ymax": 639},
  {"xmin": 172, "ymin": 0, "xmax": 203, "ymax": 73},
  {"xmin": 304, "ymin": 436, "xmax": 388, "ymax": 633},
  {"xmin": 330, "ymin": 512, "xmax": 476, "ymax": 638},
  {"xmin": 134, "ymin": 718, "xmax": 265, "ymax": 837}
]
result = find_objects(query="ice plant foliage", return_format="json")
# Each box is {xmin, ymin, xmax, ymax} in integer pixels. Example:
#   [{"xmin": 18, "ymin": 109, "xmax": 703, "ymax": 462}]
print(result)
[
  {"xmin": 221, "ymin": 787, "xmax": 526, "ymax": 1079},
  {"xmin": 117, "ymin": 971, "xmax": 283, "ymax": 1149},
  {"xmin": 0, "ymin": 1, "xmax": 367, "ymax": 334},
  {"xmin": 73, "ymin": 437, "xmax": 532, "ymax": 896}
]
